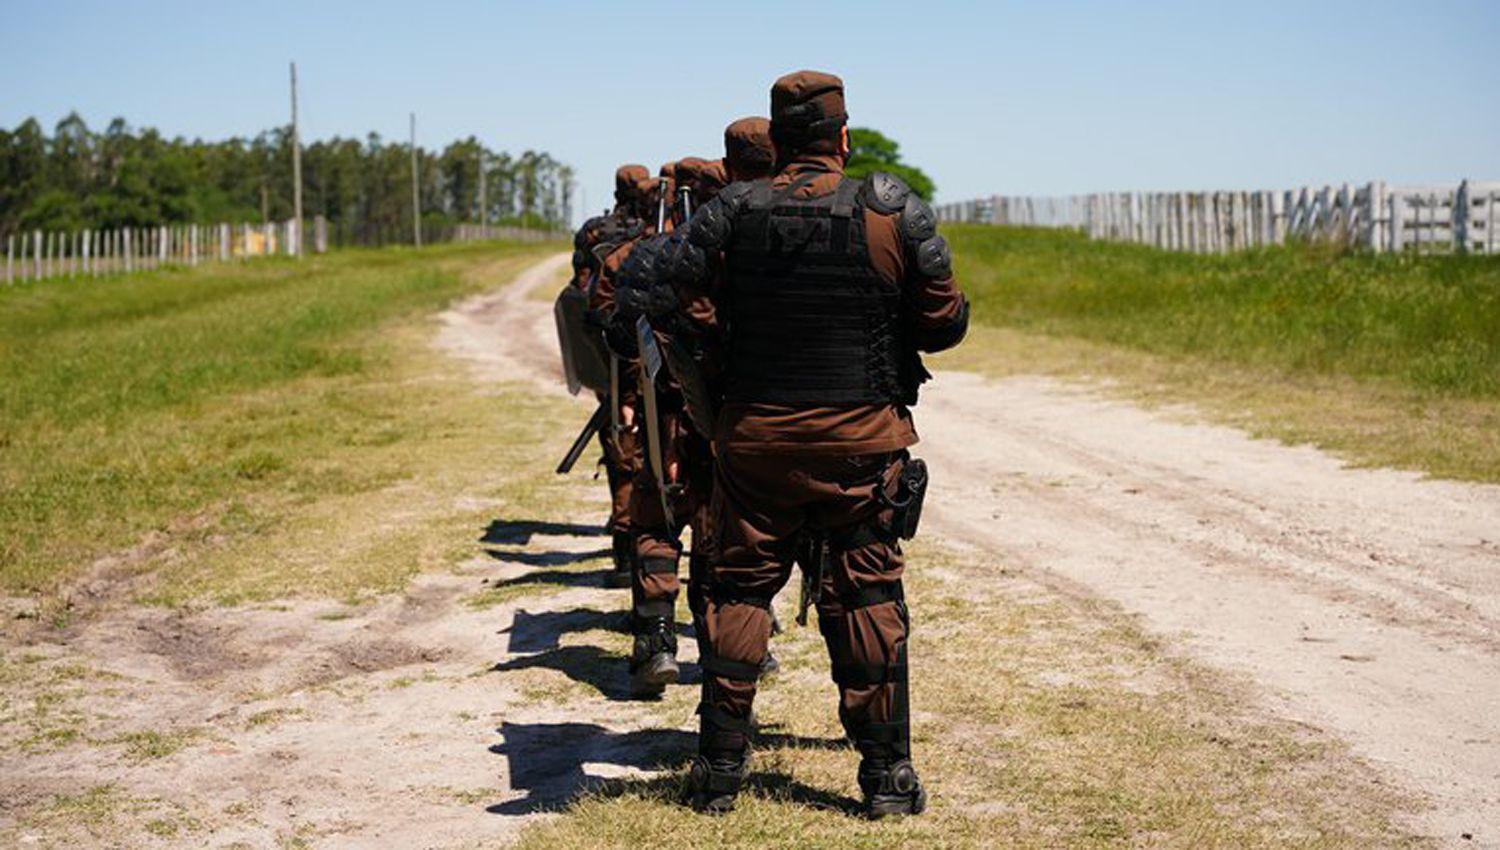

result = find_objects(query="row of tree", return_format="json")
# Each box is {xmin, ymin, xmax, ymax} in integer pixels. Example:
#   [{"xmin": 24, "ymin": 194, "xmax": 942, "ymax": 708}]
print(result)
[{"xmin": 0, "ymin": 114, "xmax": 574, "ymax": 246}]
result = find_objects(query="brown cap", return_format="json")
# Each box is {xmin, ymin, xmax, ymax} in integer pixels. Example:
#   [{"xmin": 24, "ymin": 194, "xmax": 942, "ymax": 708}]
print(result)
[
  {"xmin": 769, "ymin": 70, "xmax": 846, "ymax": 151},
  {"xmin": 723, "ymin": 116, "xmax": 774, "ymax": 180},
  {"xmin": 675, "ymin": 156, "xmax": 729, "ymax": 205},
  {"xmin": 615, "ymin": 164, "xmax": 648, "ymax": 201}
]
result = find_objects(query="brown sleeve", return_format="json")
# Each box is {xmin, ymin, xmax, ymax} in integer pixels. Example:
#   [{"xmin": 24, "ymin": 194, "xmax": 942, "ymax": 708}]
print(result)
[
  {"xmin": 590, "ymin": 242, "xmax": 634, "ymax": 313},
  {"xmin": 865, "ymin": 209, "xmax": 968, "ymax": 353}
]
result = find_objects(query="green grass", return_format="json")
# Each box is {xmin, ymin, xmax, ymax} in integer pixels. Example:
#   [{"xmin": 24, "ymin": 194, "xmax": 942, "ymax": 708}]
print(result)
[
  {"xmin": 943, "ymin": 226, "xmax": 1500, "ymax": 480},
  {"xmin": 0, "ymin": 241, "xmax": 561, "ymax": 596},
  {"xmin": 949, "ymin": 226, "xmax": 1500, "ymax": 397}
]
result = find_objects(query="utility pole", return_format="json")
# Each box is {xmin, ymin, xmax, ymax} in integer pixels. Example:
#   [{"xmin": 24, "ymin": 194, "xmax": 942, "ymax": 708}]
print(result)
[
  {"xmin": 477, "ymin": 148, "xmax": 487, "ymax": 228},
  {"xmin": 410, "ymin": 112, "xmax": 422, "ymax": 247},
  {"xmin": 290, "ymin": 61, "xmax": 303, "ymax": 258}
]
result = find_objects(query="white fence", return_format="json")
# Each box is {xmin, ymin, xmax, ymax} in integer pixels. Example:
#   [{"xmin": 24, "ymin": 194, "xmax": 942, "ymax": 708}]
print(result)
[
  {"xmin": 3, "ymin": 217, "xmax": 561, "ymax": 285},
  {"xmin": 936, "ymin": 180, "xmax": 1500, "ymax": 254}
]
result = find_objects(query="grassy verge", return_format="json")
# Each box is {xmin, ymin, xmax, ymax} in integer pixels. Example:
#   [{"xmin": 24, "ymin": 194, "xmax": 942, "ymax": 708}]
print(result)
[
  {"xmin": 511, "ymin": 540, "xmax": 1419, "ymax": 848},
  {"xmin": 939, "ymin": 225, "xmax": 1500, "ymax": 482},
  {"xmin": 0, "ymin": 241, "xmax": 563, "ymax": 603}
]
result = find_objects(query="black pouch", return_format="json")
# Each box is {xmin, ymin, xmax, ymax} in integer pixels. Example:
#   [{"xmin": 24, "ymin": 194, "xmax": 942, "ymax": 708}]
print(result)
[{"xmin": 884, "ymin": 458, "xmax": 929, "ymax": 540}]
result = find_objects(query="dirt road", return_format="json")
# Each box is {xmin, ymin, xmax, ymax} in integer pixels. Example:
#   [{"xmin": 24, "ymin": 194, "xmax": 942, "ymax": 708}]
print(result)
[
  {"xmin": 3, "ymin": 253, "xmax": 1495, "ymax": 846},
  {"xmin": 486, "ymin": 255, "xmax": 1500, "ymax": 842}
]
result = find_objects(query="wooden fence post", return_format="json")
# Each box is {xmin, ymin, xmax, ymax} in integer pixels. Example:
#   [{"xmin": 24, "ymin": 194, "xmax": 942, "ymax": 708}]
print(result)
[
  {"xmin": 1453, "ymin": 180, "xmax": 1470, "ymax": 253},
  {"xmin": 5, "ymin": 234, "xmax": 12, "ymax": 284}
]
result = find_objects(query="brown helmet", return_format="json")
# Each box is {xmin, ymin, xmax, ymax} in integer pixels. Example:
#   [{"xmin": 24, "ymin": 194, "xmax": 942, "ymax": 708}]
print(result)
[
  {"xmin": 769, "ymin": 70, "xmax": 846, "ymax": 155},
  {"xmin": 615, "ymin": 164, "xmax": 649, "ymax": 203},
  {"xmin": 724, "ymin": 116, "xmax": 775, "ymax": 180}
]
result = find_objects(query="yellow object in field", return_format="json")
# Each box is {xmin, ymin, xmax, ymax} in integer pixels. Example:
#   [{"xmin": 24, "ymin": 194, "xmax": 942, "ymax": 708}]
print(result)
[{"xmin": 239, "ymin": 228, "xmax": 277, "ymax": 257}]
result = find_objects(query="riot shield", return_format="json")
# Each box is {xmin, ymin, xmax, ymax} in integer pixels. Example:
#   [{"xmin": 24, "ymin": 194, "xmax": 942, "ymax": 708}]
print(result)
[
  {"xmin": 553, "ymin": 285, "xmax": 610, "ymax": 396},
  {"xmin": 635, "ymin": 315, "xmax": 675, "ymax": 529}
]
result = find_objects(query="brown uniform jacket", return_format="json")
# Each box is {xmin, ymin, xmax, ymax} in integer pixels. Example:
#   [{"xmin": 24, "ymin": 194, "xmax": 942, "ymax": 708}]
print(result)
[{"xmin": 689, "ymin": 153, "xmax": 966, "ymax": 455}]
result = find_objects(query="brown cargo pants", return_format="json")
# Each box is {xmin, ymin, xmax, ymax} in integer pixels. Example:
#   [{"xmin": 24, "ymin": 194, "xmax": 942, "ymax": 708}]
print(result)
[{"xmin": 697, "ymin": 448, "xmax": 910, "ymax": 761}]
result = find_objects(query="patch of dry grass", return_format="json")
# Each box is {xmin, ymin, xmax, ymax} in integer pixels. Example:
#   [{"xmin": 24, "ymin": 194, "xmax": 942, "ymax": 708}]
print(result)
[{"xmin": 512, "ymin": 541, "xmax": 1421, "ymax": 848}]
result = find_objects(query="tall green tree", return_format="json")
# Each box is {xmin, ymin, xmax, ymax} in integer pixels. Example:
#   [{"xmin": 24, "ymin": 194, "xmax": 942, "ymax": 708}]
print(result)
[{"xmin": 844, "ymin": 127, "xmax": 935, "ymax": 201}]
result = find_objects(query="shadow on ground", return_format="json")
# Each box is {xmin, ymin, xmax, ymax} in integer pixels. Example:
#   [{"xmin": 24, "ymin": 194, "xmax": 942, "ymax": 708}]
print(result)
[
  {"xmin": 482, "ymin": 519, "xmax": 605, "ymax": 545},
  {"xmin": 503, "ymin": 607, "xmax": 697, "ymax": 654},
  {"xmin": 486, "ymin": 721, "xmax": 856, "ymax": 816},
  {"xmin": 484, "ymin": 547, "xmax": 612, "ymax": 568}
]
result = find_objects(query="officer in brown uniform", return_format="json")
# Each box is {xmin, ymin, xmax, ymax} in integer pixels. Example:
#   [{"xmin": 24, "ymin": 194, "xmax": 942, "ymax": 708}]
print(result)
[
  {"xmin": 569, "ymin": 164, "xmax": 651, "ymax": 587},
  {"xmin": 607, "ymin": 124, "xmax": 781, "ymax": 697},
  {"xmin": 658, "ymin": 73, "xmax": 968, "ymax": 816}
]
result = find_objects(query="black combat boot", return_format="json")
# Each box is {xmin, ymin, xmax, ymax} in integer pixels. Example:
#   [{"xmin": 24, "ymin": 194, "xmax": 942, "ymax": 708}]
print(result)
[
  {"xmin": 628, "ymin": 615, "xmax": 678, "ymax": 697},
  {"xmin": 758, "ymin": 650, "xmax": 780, "ymax": 678},
  {"xmin": 857, "ymin": 754, "xmax": 927, "ymax": 819},
  {"xmin": 685, "ymin": 753, "xmax": 749, "ymax": 814},
  {"xmin": 607, "ymin": 530, "xmax": 634, "ymax": 588}
]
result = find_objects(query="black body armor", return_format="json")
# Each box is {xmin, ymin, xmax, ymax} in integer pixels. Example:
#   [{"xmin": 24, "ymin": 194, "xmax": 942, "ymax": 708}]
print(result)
[{"xmin": 720, "ymin": 174, "xmax": 914, "ymax": 406}]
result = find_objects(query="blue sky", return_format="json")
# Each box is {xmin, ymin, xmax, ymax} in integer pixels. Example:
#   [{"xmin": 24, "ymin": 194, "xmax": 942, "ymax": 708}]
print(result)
[{"xmin": 4, "ymin": 0, "xmax": 1498, "ymax": 223}]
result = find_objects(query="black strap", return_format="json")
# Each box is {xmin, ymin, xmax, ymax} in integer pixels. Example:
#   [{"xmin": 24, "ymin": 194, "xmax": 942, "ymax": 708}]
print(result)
[
  {"xmin": 638, "ymin": 557, "xmax": 678, "ymax": 575},
  {"xmin": 860, "ymin": 720, "xmax": 906, "ymax": 743},
  {"xmin": 832, "ymin": 662, "xmax": 907, "ymax": 688},
  {"xmin": 698, "ymin": 703, "xmax": 755, "ymax": 735},
  {"xmin": 633, "ymin": 600, "xmax": 674, "ymax": 620},
  {"xmin": 840, "ymin": 581, "xmax": 904, "ymax": 610},
  {"xmin": 709, "ymin": 587, "xmax": 774, "ymax": 609},
  {"xmin": 701, "ymin": 653, "xmax": 762, "ymax": 683},
  {"xmin": 750, "ymin": 172, "xmax": 820, "ymax": 211}
]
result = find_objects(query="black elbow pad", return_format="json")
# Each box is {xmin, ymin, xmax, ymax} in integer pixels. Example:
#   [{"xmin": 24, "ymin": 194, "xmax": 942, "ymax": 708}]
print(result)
[
  {"xmin": 924, "ymin": 298, "xmax": 969, "ymax": 351},
  {"xmin": 914, "ymin": 235, "xmax": 952, "ymax": 279}
]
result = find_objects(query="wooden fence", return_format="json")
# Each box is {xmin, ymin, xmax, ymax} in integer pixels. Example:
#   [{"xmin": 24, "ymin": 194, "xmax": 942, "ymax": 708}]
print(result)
[
  {"xmin": 936, "ymin": 179, "xmax": 1500, "ymax": 254},
  {"xmin": 3, "ymin": 217, "xmax": 561, "ymax": 285}
]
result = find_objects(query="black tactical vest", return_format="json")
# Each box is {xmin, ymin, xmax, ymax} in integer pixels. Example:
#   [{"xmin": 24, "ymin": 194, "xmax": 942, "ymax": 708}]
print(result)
[{"xmin": 722, "ymin": 173, "xmax": 906, "ymax": 406}]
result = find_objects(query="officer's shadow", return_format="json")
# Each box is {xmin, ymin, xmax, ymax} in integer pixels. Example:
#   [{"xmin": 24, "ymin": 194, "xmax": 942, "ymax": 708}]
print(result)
[
  {"xmin": 481, "ymin": 518, "xmax": 605, "ymax": 545},
  {"xmin": 492, "ymin": 609, "xmax": 699, "ymax": 701},
  {"xmin": 480, "ymin": 518, "xmax": 613, "ymax": 579},
  {"xmin": 486, "ymin": 721, "xmax": 857, "ymax": 816}
]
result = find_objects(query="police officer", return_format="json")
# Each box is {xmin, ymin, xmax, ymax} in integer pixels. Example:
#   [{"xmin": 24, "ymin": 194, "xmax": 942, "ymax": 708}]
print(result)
[
  {"xmin": 660, "ymin": 72, "xmax": 968, "ymax": 816},
  {"xmin": 608, "ymin": 124, "xmax": 780, "ymax": 697},
  {"xmin": 570, "ymin": 165, "xmax": 652, "ymax": 588}
]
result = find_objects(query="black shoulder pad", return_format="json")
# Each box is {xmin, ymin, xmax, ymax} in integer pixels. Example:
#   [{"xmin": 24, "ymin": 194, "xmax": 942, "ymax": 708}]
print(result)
[
  {"xmin": 860, "ymin": 171, "xmax": 911, "ymax": 215},
  {"xmin": 914, "ymin": 234, "xmax": 952, "ymax": 279},
  {"xmin": 574, "ymin": 216, "xmax": 604, "ymax": 250},
  {"xmin": 689, "ymin": 195, "xmax": 732, "ymax": 250},
  {"xmin": 717, "ymin": 180, "xmax": 755, "ymax": 211},
  {"xmin": 663, "ymin": 230, "xmax": 708, "ymax": 284},
  {"xmin": 899, "ymin": 195, "xmax": 937, "ymax": 242}
]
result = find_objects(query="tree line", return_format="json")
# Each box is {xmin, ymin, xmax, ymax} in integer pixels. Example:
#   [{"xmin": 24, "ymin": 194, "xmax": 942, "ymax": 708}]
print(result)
[{"xmin": 0, "ymin": 114, "xmax": 574, "ymax": 246}]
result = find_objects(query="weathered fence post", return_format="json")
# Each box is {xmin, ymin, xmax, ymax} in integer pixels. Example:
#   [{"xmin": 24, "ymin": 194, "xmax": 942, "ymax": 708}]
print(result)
[
  {"xmin": 1453, "ymin": 180, "xmax": 1470, "ymax": 254},
  {"xmin": 5, "ymin": 234, "xmax": 12, "ymax": 284}
]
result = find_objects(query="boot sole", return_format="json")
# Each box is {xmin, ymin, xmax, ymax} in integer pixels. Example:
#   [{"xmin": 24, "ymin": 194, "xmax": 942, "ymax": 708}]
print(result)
[
  {"xmin": 641, "ymin": 654, "xmax": 680, "ymax": 686},
  {"xmin": 629, "ymin": 654, "xmax": 679, "ymax": 696},
  {"xmin": 867, "ymin": 786, "xmax": 928, "ymax": 819}
]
